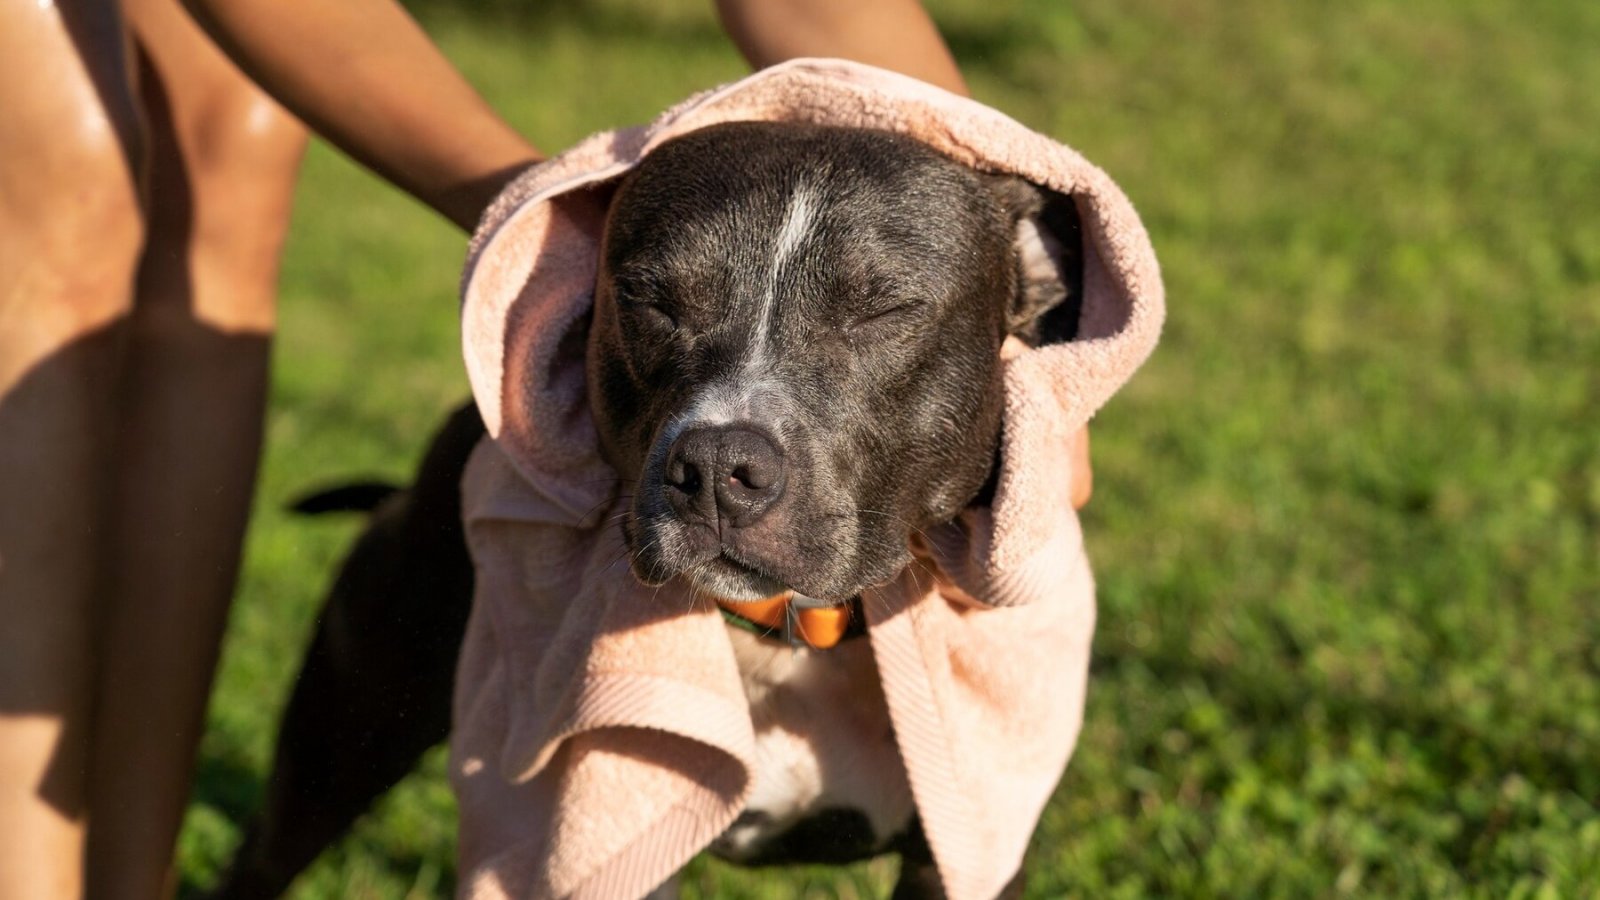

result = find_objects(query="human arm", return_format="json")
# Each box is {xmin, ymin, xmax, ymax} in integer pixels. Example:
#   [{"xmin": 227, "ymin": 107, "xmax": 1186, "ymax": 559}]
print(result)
[
  {"xmin": 184, "ymin": 0, "xmax": 964, "ymax": 231},
  {"xmin": 184, "ymin": 0, "xmax": 540, "ymax": 231},
  {"xmin": 715, "ymin": 0, "xmax": 968, "ymax": 95}
]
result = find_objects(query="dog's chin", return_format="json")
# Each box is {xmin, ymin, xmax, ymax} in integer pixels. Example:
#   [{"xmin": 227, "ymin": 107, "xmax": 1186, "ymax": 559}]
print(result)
[
  {"xmin": 683, "ymin": 556, "xmax": 792, "ymax": 602},
  {"xmin": 628, "ymin": 547, "xmax": 789, "ymax": 600},
  {"xmin": 623, "ymin": 516, "xmax": 901, "ymax": 605}
]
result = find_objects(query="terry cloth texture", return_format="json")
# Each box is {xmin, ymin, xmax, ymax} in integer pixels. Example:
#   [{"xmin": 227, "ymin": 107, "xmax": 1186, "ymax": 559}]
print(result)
[{"xmin": 453, "ymin": 58, "xmax": 1164, "ymax": 900}]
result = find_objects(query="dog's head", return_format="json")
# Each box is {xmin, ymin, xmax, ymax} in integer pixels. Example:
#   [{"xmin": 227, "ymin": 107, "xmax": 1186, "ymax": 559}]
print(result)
[{"xmin": 586, "ymin": 121, "xmax": 1081, "ymax": 603}]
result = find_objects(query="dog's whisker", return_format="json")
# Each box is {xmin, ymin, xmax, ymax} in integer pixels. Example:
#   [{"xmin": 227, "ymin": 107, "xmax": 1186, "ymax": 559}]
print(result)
[
  {"xmin": 600, "ymin": 550, "xmax": 635, "ymax": 579},
  {"xmin": 686, "ymin": 568, "xmax": 719, "ymax": 617},
  {"xmin": 576, "ymin": 492, "xmax": 628, "ymax": 528},
  {"xmin": 574, "ymin": 476, "xmax": 642, "ymax": 487},
  {"xmin": 855, "ymin": 507, "xmax": 935, "ymax": 550},
  {"xmin": 600, "ymin": 529, "xmax": 649, "ymax": 577}
]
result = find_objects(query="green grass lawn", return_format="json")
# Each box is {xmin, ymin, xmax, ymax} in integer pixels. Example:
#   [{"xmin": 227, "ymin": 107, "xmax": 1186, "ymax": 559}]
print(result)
[{"xmin": 178, "ymin": 0, "xmax": 1600, "ymax": 896}]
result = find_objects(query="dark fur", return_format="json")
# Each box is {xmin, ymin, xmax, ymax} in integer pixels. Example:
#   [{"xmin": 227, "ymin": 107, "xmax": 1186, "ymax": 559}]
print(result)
[
  {"xmin": 214, "ymin": 122, "xmax": 1081, "ymax": 899},
  {"xmin": 208, "ymin": 403, "xmax": 482, "ymax": 900},
  {"xmin": 592, "ymin": 123, "xmax": 1018, "ymax": 603}
]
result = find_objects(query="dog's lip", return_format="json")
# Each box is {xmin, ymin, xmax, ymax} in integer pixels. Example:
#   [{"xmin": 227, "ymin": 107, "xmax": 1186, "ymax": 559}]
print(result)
[
  {"xmin": 707, "ymin": 550, "xmax": 789, "ymax": 590},
  {"xmin": 707, "ymin": 553, "xmax": 865, "ymax": 607},
  {"xmin": 625, "ymin": 513, "xmax": 860, "ymax": 602}
]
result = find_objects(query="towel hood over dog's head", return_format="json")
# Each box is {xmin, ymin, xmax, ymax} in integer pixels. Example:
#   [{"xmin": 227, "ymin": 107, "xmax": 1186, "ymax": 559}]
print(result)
[
  {"xmin": 594, "ymin": 120, "xmax": 1073, "ymax": 609},
  {"xmin": 455, "ymin": 59, "xmax": 1163, "ymax": 900}
]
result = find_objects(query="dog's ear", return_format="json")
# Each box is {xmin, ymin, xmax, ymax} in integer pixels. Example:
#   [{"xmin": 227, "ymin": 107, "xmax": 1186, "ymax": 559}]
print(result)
[{"xmin": 987, "ymin": 175, "xmax": 1085, "ymax": 346}]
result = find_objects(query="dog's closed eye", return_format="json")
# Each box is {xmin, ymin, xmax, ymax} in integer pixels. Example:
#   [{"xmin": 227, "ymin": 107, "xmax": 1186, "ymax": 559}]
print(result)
[
  {"xmin": 611, "ymin": 275, "xmax": 681, "ymax": 330},
  {"xmin": 847, "ymin": 301, "xmax": 921, "ymax": 332},
  {"xmin": 630, "ymin": 299, "xmax": 677, "ymax": 330}
]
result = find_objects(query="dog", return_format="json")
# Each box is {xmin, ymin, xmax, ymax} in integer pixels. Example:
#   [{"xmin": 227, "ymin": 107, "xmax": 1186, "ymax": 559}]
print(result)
[{"xmin": 213, "ymin": 120, "xmax": 1082, "ymax": 899}]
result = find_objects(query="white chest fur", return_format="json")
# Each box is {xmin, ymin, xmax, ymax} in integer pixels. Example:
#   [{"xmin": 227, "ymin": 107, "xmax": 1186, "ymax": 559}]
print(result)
[{"xmin": 709, "ymin": 624, "xmax": 916, "ymax": 861}]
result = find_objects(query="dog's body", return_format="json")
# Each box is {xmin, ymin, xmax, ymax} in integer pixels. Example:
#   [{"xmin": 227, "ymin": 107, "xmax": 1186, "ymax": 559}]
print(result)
[
  {"xmin": 714, "ymin": 629, "xmax": 910, "ymax": 864},
  {"xmin": 215, "ymin": 121, "xmax": 1080, "ymax": 899}
]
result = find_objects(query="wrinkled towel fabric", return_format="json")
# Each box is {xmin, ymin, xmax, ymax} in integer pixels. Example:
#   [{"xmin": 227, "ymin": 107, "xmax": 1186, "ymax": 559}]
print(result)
[{"xmin": 452, "ymin": 58, "xmax": 1164, "ymax": 900}]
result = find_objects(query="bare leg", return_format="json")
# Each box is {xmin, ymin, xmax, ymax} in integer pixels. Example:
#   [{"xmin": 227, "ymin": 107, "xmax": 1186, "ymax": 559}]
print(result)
[
  {"xmin": 83, "ymin": 1, "xmax": 305, "ymax": 896},
  {"xmin": 0, "ymin": 1, "xmax": 147, "ymax": 897}
]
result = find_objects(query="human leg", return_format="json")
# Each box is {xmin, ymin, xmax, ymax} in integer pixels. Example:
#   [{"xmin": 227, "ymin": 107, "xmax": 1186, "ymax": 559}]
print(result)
[
  {"xmin": 0, "ymin": 1, "xmax": 147, "ymax": 896},
  {"xmin": 83, "ymin": 1, "xmax": 306, "ymax": 895}
]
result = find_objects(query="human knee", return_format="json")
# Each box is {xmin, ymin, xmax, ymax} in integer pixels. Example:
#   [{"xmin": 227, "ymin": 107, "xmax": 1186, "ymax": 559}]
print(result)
[
  {"xmin": 142, "ymin": 90, "xmax": 305, "ymax": 333},
  {"xmin": 189, "ymin": 93, "xmax": 306, "ymax": 304},
  {"xmin": 186, "ymin": 91, "xmax": 306, "ymax": 225}
]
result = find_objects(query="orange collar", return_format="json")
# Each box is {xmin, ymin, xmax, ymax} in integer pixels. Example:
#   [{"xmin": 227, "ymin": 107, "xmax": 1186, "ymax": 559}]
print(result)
[{"xmin": 716, "ymin": 592, "xmax": 856, "ymax": 650}]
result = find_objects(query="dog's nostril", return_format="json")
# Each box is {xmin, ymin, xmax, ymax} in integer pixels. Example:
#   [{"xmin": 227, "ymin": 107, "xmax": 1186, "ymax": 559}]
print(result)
[
  {"xmin": 728, "ymin": 459, "xmax": 779, "ymax": 492},
  {"xmin": 668, "ymin": 458, "xmax": 702, "ymax": 495}
]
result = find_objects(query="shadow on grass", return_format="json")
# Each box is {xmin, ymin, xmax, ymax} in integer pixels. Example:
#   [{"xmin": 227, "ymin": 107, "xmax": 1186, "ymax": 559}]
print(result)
[
  {"xmin": 180, "ymin": 748, "xmax": 460, "ymax": 898},
  {"xmin": 189, "ymin": 748, "xmax": 264, "ymax": 828}
]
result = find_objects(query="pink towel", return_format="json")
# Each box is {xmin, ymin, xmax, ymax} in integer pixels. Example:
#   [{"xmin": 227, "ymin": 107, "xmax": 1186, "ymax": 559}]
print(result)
[{"xmin": 452, "ymin": 58, "xmax": 1163, "ymax": 900}]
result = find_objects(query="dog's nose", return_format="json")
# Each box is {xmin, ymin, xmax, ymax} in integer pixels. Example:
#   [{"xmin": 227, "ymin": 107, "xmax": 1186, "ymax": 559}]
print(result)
[{"xmin": 664, "ymin": 426, "xmax": 786, "ymax": 528}]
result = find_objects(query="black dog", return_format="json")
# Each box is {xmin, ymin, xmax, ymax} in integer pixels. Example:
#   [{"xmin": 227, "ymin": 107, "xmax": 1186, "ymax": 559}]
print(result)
[{"xmin": 214, "ymin": 122, "xmax": 1082, "ymax": 899}]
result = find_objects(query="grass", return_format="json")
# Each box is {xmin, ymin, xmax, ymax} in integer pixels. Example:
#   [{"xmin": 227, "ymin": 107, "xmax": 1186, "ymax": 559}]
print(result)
[{"xmin": 178, "ymin": 0, "xmax": 1600, "ymax": 896}]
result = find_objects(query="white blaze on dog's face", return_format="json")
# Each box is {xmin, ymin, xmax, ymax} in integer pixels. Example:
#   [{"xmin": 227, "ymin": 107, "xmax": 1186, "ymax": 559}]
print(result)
[{"xmin": 585, "ymin": 122, "xmax": 1082, "ymax": 604}]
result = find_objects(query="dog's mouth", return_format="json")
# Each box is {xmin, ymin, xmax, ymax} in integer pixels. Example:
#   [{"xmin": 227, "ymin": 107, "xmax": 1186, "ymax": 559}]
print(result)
[
  {"xmin": 623, "ymin": 513, "xmax": 859, "ymax": 604},
  {"xmin": 688, "ymin": 552, "xmax": 793, "ymax": 602}
]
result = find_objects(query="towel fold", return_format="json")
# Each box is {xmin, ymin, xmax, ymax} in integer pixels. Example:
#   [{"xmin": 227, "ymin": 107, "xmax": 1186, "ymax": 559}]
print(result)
[{"xmin": 452, "ymin": 58, "xmax": 1163, "ymax": 900}]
